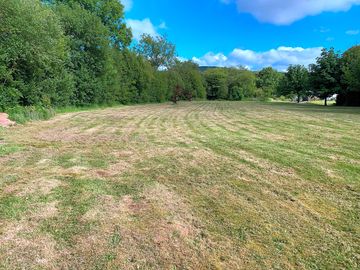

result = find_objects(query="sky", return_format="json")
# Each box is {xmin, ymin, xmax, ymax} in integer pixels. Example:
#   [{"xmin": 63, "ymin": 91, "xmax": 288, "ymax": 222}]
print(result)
[{"xmin": 122, "ymin": 0, "xmax": 360, "ymax": 71}]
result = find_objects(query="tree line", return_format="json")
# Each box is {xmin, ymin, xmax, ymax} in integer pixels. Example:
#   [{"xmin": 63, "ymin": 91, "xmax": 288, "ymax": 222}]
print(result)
[
  {"xmin": 202, "ymin": 46, "xmax": 360, "ymax": 106},
  {"xmin": 278, "ymin": 46, "xmax": 360, "ymax": 106},
  {"xmin": 1, "ymin": 0, "xmax": 359, "ymax": 112},
  {"xmin": 0, "ymin": 0, "xmax": 206, "ymax": 111}
]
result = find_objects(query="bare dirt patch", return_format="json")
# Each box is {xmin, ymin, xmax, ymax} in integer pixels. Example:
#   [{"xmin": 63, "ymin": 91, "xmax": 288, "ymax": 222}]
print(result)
[{"xmin": 0, "ymin": 113, "xmax": 15, "ymax": 128}]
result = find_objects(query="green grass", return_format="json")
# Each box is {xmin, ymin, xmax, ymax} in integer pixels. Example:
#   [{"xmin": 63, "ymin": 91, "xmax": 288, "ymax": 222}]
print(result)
[
  {"xmin": 6, "ymin": 105, "xmax": 55, "ymax": 124},
  {"xmin": 0, "ymin": 101, "xmax": 359, "ymax": 269},
  {"xmin": 0, "ymin": 143, "xmax": 21, "ymax": 157},
  {"xmin": 0, "ymin": 195, "xmax": 31, "ymax": 219},
  {"xmin": 309, "ymin": 99, "xmax": 336, "ymax": 105},
  {"xmin": 55, "ymin": 103, "xmax": 124, "ymax": 114}
]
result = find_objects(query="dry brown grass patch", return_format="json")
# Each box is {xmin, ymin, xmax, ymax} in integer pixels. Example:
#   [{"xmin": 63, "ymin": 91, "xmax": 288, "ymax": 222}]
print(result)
[{"xmin": 4, "ymin": 178, "xmax": 62, "ymax": 197}]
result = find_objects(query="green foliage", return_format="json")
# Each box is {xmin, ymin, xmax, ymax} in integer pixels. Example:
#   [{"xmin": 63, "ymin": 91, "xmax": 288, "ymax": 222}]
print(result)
[
  {"xmin": 171, "ymin": 85, "xmax": 183, "ymax": 104},
  {"xmin": 227, "ymin": 68, "xmax": 257, "ymax": 99},
  {"xmin": 0, "ymin": 0, "xmax": 74, "ymax": 110},
  {"xmin": 151, "ymin": 71, "xmax": 169, "ymax": 103},
  {"xmin": 228, "ymin": 85, "xmax": 244, "ymax": 101},
  {"xmin": 135, "ymin": 34, "xmax": 176, "ymax": 69},
  {"xmin": 256, "ymin": 67, "xmax": 283, "ymax": 98},
  {"xmin": 1, "ymin": 0, "xmax": 172, "ymax": 112},
  {"xmin": 338, "ymin": 46, "xmax": 360, "ymax": 106},
  {"xmin": 172, "ymin": 61, "xmax": 206, "ymax": 100},
  {"xmin": 278, "ymin": 65, "xmax": 309, "ymax": 103},
  {"xmin": 342, "ymin": 46, "xmax": 360, "ymax": 92},
  {"xmin": 0, "ymin": 86, "xmax": 22, "ymax": 110},
  {"xmin": 2, "ymin": 0, "xmax": 358, "ymax": 112},
  {"xmin": 204, "ymin": 68, "xmax": 228, "ymax": 100},
  {"xmin": 166, "ymin": 69, "xmax": 185, "ymax": 101},
  {"xmin": 54, "ymin": 3, "xmax": 112, "ymax": 105},
  {"xmin": 6, "ymin": 105, "xmax": 55, "ymax": 124},
  {"xmin": 118, "ymin": 50, "xmax": 155, "ymax": 104},
  {"xmin": 52, "ymin": 0, "xmax": 132, "ymax": 48},
  {"xmin": 309, "ymin": 48, "xmax": 342, "ymax": 105},
  {"xmin": 204, "ymin": 67, "xmax": 257, "ymax": 101}
]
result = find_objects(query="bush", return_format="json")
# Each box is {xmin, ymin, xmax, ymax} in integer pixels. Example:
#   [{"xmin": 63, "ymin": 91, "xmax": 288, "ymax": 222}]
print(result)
[
  {"xmin": 0, "ymin": 86, "xmax": 22, "ymax": 111},
  {"xmin": 0, "ymin": 0, "xmax": 74, "ymax": 108},
  {"xmin": 6, "ymin": 106, "xmax": 55, "ymax": 124}
]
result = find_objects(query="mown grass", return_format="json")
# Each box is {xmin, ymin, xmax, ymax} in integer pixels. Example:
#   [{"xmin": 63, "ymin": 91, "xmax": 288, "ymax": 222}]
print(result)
[
  {"xmin": 55, "ymin": 104, "xmax": 124, "ymax": 114},
  {"xmin": 0, "ymin": 101, "xmax": 359, "ymax": 269},
  {"xmin": 40, "ymin": 176, "xmax": 137, "ymax": 245},
  {"xmin": 309, "ymin": 99, "xmax": 336, "ymax": 106}
]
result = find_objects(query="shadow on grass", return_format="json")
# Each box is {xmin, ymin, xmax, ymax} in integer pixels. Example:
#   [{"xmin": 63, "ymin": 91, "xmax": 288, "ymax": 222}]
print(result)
[{"xmin": 264, "ymin": 102, "xmax": 360, "ymax": 115}]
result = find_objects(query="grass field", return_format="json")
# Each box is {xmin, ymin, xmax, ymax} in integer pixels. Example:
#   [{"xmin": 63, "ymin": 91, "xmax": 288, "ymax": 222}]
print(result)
[{"xmin": 0, "ymin": 101, "xmax": 359, "ymax": 269}]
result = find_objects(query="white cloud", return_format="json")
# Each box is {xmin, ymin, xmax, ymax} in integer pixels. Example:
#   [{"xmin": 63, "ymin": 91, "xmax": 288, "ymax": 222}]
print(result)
[
  {"xmin": 120, "ymin": 0, "xmax": 133, "ymax": 12},
  {"xmin": 176, "ymin": 56, "xmax": 188, "ymax": 62},
  {"xmin": 346, "ymin": 29, "xmax": 360, "ymax": 35},
  {"xmin": 192, "ymin": 53, "xmax": 228, "ymax": 67},
  {"xmin": 192, "ymin": 46, "xmax": 323, "ymax": 71},
  {"xmin": 126, "ymin": 18, "xmax": 168, "ymax": 41},
  {"xmin": 126, "ymin": 18, "xmax": 159, "ymax": 40},
  {"xmin": 223, "ymin": 0, "xmax": 360, "ymax": 25}
]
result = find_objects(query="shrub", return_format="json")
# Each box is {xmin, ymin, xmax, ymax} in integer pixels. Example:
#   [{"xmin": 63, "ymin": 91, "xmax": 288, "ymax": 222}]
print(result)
[{"xmin": 6, "ymin": 106, "xmax": 55, "ymax": 124}]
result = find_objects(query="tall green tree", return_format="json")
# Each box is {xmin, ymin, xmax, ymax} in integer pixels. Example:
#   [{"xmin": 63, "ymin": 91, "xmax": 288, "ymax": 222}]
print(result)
[
  {"xmin": 309, "ymin": 48, "xmax": 342, "ymax": 106},
  {"xmin": 51, "ymin": 0, "xmax": 132, "ymax": 48},
  {"xmin": 256, "ymin": 67, "xmax": 283, "ymax": 98},
  {"xmin": 203, "ymin": 69, "xmax": 228, "ymax": 100},
  {"xmin": 54, "ymin": 3, "xmax": 113, "ymax": 105},
  {"xmin": 118, "ymin": 49, "xmax": 155, "ymax": 104},
  {"xmin": 167, "ymin": 69, "xmax": 185, "ymax": 101},
  {"xmin": 338, "ymin": 46, "xmax": 360, "ymax": 106},
  {"xmin": 135, "ymin": 34, "xmax": 176, "ymax": 69},
  {"xmin": 279, "ymin": 65, "xmax": 309, "ymax": 103},
  {"xmin": 172, "ymin": 61, "xmax": 206, "ymax": 100},
  {"xmin": 227, "ymin": 68, "xmax": 257, "ymax": 99},
  {"xmin": 0, "ymin": 0, "xmax": 74, "ymax": 109}
]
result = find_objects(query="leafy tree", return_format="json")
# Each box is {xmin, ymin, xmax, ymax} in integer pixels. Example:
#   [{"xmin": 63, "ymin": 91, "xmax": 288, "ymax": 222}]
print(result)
[
  {"xmin": 135, "ymin": 34, "xmax": 176, "ymax": 69},
  {"xmin": 338, "ymin": 46, "xmax": 360, "ymax": 106},
  {"xmin": 342, "ymin": 46, "xmax": 360, "ymax": 91},
  {"xmin": 0, "ymin": 0, "xmax": 74, "ymax": 109},
  {"xmin": 4, "ymin": 1, "xmax": 359, "ymax": 110},
  {"xmin": 171, "ymin": 85, "xmax": 183, "ymax": 104},
  {"xmin": 227, "ymin": 68, "xmax": 243, "ymax": 100},
  {"xmin": 172, "ymin": 61, "xmax": 206, "ymax": 100},
  {"xmin": 279, "ymin": 65, "xmax": 309, "ymax": 103},
  {"xmin": 54, "ymin": 3, "xmax": 116, "ymax": 105},
  {"xmin": 227, "ymin": 85, "xmax": 244, "ymax": 100},
  {"xmin": 151, "ymin": 71, "xmax": 169, "ymax": 103},
  {"xmin": 51, "ymin": 0, "xmax": 132, "ymax": 48},
  {"xmin": 118, "ymin": 50, "xmax": 156, "ymax": 104},
  {"xmin": 203, "ymin": 67, "xmax": 257, "ymax": 101},
  {"xmin": 203, "ymin": 69, "xmax": 228, "ymax": 100},
  {"xmin": 309, "ymin": 48, "xmax": 342, "ymax": 106},
  {"xmin": 256, "ymin": 67, "xmax": 283, "ymax": 97},
  {"xmin": 227, "ymin": 68, "xmax": 257, "ymax": 99},
  {"xmin": 166, "ymin": 69, "xmax": 184, "ymax": 101}
]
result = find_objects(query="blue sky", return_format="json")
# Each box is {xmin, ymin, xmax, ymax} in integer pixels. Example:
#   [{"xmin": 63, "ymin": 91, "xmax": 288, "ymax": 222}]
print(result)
[{"xmin": 123, "ymin": 0, "xmax": 360, "ymax": 70}]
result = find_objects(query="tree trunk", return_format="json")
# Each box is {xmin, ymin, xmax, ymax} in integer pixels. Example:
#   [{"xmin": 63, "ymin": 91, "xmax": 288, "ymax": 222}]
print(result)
[
  {"xmin": 297, "ymin": 94, "xmax": 300, "ymax": 103},
  {"xmin": 324, "ymin": 98, "xmax": 327, "ymax": 106}
]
